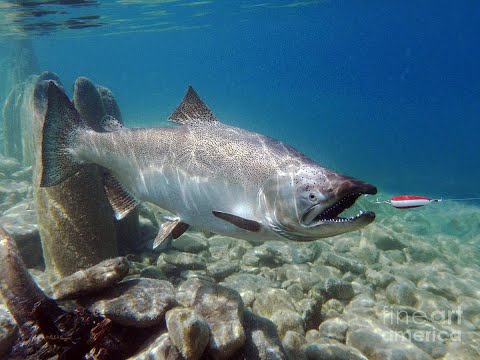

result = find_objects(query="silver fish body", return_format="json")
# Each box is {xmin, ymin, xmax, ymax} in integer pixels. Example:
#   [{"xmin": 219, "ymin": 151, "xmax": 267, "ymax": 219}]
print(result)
[{"xmin": 41, "ymin": 83, "xmax": 377, "ymax": 245}]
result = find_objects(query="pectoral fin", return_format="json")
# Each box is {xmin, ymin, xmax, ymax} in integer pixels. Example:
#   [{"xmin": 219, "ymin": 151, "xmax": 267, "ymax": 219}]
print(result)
[
  {"xmin": 153, "ymin": 217, "xmax": 190, "ymax": 249},
  {"xmin": 103, "ymin": 172, "xmax": 139, "ymax": 220},
  {"xmin": 212, "ymin": 211, "xmax": 261, "ymax": 232}
]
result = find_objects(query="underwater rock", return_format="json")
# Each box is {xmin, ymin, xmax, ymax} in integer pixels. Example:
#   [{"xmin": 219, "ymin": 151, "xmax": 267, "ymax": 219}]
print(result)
[
  {"xmin": 0, "ymin": 226, "xmax": 49, "ymax": 328},
  {"xmin": 318, "ymin": 318, "xmax": 349, "ymax": 343},
  {"xmin": 417, "ymin": 270, "xmax": 479, "ymax": 301},
  {"xmin": 241, "ymin": 310, "xmax": 289, "ymax": 360},
  {"xmin": 321, "ymin": 299, "xmax": 344, "ymax": 319},
  {"xmin": 131, "ymin": 333, "xmax": 182, "ymax": 360},
  {"xmin": 322, "ymin": 251, "xmax": 365, "ymax": 274},
  {"xmin": 2, "ymin": 84, "xmax": 24, "ymax": 161},
  {"xmin": 386, "ymin": 282, "xmax": 417, "ymax": 307},
  {"xmin": 73, "ymin": 77, "xmax": 107, "ymax": 131},
  {"xmin": 365, "ymin": 269, "xmax": 394, "ymax": 289},
  {"xmin": 96, "ymin": 85, "xmax": 123, "ymax": 121},
  {"xmin": 172, "ymin": 232, "xmax": 209, "ymax": 253},
  {"xmin": 73, "ymin": 77, "xmax": 140, "ymax": 256},
  {"xmin": 282, "ymin": 330, "xmax": 307, "ymax": 360},
  {"xmin": 51, "ymin": 257, "xmax": 129, "ymax": 300},
  {"xmin": 325, "ymin": 278, "xmax": 355, "ymax": 301},
  {"xmin": 221, "ymin": 273, "xmax": 275, "ymax": 294},
  {"xmin": 368, "ymin": 226, "xmax": 406, "ymax": 251},
  {"xmin": 252, "ymin": 288, "xmax": 305, "ymax": 337},
  {"xmin": 253, "ymin": 288, "xmax": 299, "ymax": 319},
  {"xmin": 253, "ymin": 240, "xmax": 316, "ymax": 265},
  {"xmin": 177, "ymin": 278, "xmax": 246, "ymax": 360},
  {"xmin": 271, "ymin": 309, "xmax": 306, "ymax": 338},
  {"xmin": 350, "ymin": 244, "xmax": 379, "ymax": 264},
  {"xmin": 0, "ymin": 198, "xmax": 42, "ymax": 269},
  {"xmin": 297, "ymin": 297, "xmax": 324, "ymax": 330},
  {"xmin": 0, "ymin": 306, "xmax": 18, "ymax": 358},
  {"xmin": 166, "ymin": 307, "xmax": 210, "ymax": 360},
  {"xmin": 346, "ymin": 325, "xmax": 432, "ymax": 360},
  {"xmin": 207, "ymin": 260, "xmax": 240, "ymax": 281},
  {"xmin": 0, "ymin": 154, "xmax": 22, "ymax": 175},
  {"xmin": 303, "ymin": 342, "xmax": 368, "ymax": 360},
  {"xmin": 284, "ymin": 264, "xmax": 325, "ymax": 292},
  {"xmin": 162, "ymin": 250, "xmax": 207, "ymax": 270},
  {"xmin": 140, "ymin": 266, "xmax": 167, "ymax": 280},
  {"xmin": 34, "ymin": 76, "xmax": 118, "ymax": 280},
  {"xmin": 1, "ymin": 40, "xmax": 39, "ymax": 163},
  {"xmin": 83, "ymin": 278, "xmax": 177, "ymax": 328},
  {"xmin": 443, "ymin": 341, "xmax": 480, "ymax": 360}
]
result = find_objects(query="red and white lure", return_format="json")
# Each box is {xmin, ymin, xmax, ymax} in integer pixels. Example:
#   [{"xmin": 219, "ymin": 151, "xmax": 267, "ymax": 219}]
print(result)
[
  {"xmin": 375, "ymin": 195, "xmax": 480, "ymax": 209},
  {"xmin": 388, "ymin": 195, "xmax": 440, "ymax": 209}
]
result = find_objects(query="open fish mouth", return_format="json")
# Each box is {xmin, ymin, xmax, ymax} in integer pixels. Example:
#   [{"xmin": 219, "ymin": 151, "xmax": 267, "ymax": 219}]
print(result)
[{"xmin": 302, "ymin": 191, "xmax": 376, "ymax": 226}]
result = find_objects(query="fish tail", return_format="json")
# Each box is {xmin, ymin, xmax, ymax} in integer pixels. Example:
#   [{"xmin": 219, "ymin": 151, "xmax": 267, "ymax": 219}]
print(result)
[{"xmin": 40, "ymin": 81, "xmax": 88, "ymax": 187}]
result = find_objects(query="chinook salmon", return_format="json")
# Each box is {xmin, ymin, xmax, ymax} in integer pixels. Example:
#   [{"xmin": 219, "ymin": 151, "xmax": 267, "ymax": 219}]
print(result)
[{"xmin": 41, "ymin": 82, "xmax": 377, "ymax": 247}]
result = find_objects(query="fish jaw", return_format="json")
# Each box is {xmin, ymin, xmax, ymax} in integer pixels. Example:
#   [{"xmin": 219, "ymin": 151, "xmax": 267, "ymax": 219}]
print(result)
[{"xmin": 261, "ymin": 169, "xmax": 377, "ymax": 242}]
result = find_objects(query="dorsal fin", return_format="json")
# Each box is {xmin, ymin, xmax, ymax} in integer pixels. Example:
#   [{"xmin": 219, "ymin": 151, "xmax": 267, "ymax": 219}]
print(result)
[{"xmin": 169, "ymin": 85, "xmax": 218, "ymax": 125}]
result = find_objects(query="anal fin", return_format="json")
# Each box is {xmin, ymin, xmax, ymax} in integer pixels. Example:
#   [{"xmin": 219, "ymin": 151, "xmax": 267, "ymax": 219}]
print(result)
[
  {"xmin": 212, "ymin": 211, "xmax": 261, "ymax": 232},
  {"xmin": 153, "ymin": 217, "xmax": 190, "ymax": 249},
  {"xmin": 103, "ymin": 172, "xmax": 139, "ymax": 220}
]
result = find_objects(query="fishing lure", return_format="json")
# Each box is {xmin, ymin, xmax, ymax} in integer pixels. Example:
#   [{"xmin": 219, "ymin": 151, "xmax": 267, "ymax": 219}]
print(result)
[{"xmin": 375, "ymin": 195, "xmax": 480, "ymax": 209}]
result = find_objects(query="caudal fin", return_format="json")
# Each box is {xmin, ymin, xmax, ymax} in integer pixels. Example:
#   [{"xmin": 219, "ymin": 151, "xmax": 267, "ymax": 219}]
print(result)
[{"xmin": 40, "ymin": 81, "xmax": 87, "ymax": 187}]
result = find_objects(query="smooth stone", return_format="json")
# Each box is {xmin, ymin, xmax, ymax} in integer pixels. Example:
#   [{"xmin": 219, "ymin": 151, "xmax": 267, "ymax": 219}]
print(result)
[
  {"xmin": 253, "ymin": 288, "xmax": 299, "ymax": 319},
  {"xmin": 346, "ymin": 326, "xmax": 432, "ymax": 360},
  {"xmin": 221, "ymin": 273, "xmax": 275, "ymax": 294},
  {"xmin": 171, "ymin": 232, "xmax": 209, "ymax": 253},
  {"xmin": 162, "ymin": 250, "xmax": 207, "ymax": 270},
  {"xmin": 325, "ymin": 278, "xmax": 355, "ymax": 301},
  {"xmin": 386, "ymin": 282, "xmax": 417, "ymax": 307},
  {"xmin": 0, "ymin": 155, "xmax": 22, "ymax": 175},
  {"xmin": 282, "ymin": 330, "xmax": 307, "ymax": 360},
  {"xmin": 321, "ymin": 299, "xmax": 344, "ymax": 319},
  {"xmin": 417, "ymin": 271, "xmax": 479, "ymax": 300},
  {"xmin": 415, "ymin": 289, "xmax": 452, "ymax": 316},
  {"xmin": 443, "ymin": 341, "xmax": 480, "ymax": 360},
  {"xmin": 83, "ymin": 278, "xmax": 176, "ymax": 327},
  {"xmin": 298, "ymin": 297, "xmax": 323, "ymax": 330},
  {"xmin": 383, "ymin": 250, "xmax": 406, "ymax": 264},
  {"xmin": 382, "ymin": 315, "xmax": 447, "ymax": 359},
  {"xmin": 271, "ymin": 309, "xmax": 306, "ymax": 337},
  {"xmin": 177, "ymin": 278, "xmax": 246, "ymax": 360},
  {"xmin": 253, "ymin": 241, "xmax": 316, "ymax": 265},
  {"xmin": 318, "ymin": 318, "xmax": 349, "ymax": 343},
  {"xmin": 166, "ymin": 308, "xmax": 210, "ymax": 360},
  {"xmin": 207, "ymin": 260, "xmax": 240, "ymax": 281},
  {"xmin": 287, "ymin": 283, "xmax": 305, "ymax": 302},
  {"xmin": 140, "ymin": 266, "xmax": 167, "ymax": 280},
  {"xmin": 365, "ymin": 269, "xmax": 394, "ymax": 289},
  {"xmin": 404, "ymin": 243, "xmax": 441, "ymax": 263},
  {"xmin": 130, "ymin": 333, "xmax": 182, "ymax": 360},
  {"xmin": 0, "ymin": 200, "xmax": 41, "ymax": 269},
  {"xmin": 304, "ymin": 342, "xmax": 368, "ymax": 360},
  {"xmin": 323, "ymin": 252, "xmax": 365, "ymax": 274},
  {"xmin": 458, "ymin": 296, "xmax": 480, "ymax": 324},
  {"xmin": 284, "ymin": 265, "xmax": 325, "ymax": 292},
  {"xmin": 51, "ymin": 257, "xmax": 129, "ymax": 300},
  {"xmin": 369, "ymin": 226, "xmax": 406, "ymax": 251},
  {"xmin": 241, "ymin": 310, "xmax": 289, "ymax": 359},
  {"xmin": 350, "ymin": 245, "xmax": 379, "ymax": 264},
  {"xmin": 0, "ymin": 307, "xmax": 18, "ymax": 358},
  {"xmin": 333, "ymin": 237, "xmax": 358, "ymax": 253}
]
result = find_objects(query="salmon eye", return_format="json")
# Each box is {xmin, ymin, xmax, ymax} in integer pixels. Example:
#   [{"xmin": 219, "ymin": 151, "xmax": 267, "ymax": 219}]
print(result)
[{"xmin": 309, "ymin": 193, "xmax": 317, "ymax": 201}]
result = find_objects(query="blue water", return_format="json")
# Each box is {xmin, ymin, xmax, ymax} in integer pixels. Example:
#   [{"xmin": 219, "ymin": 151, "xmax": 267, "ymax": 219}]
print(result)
[{"xmin": 2, "ymin": 0, "xmax": 480, "ymax": 199}]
